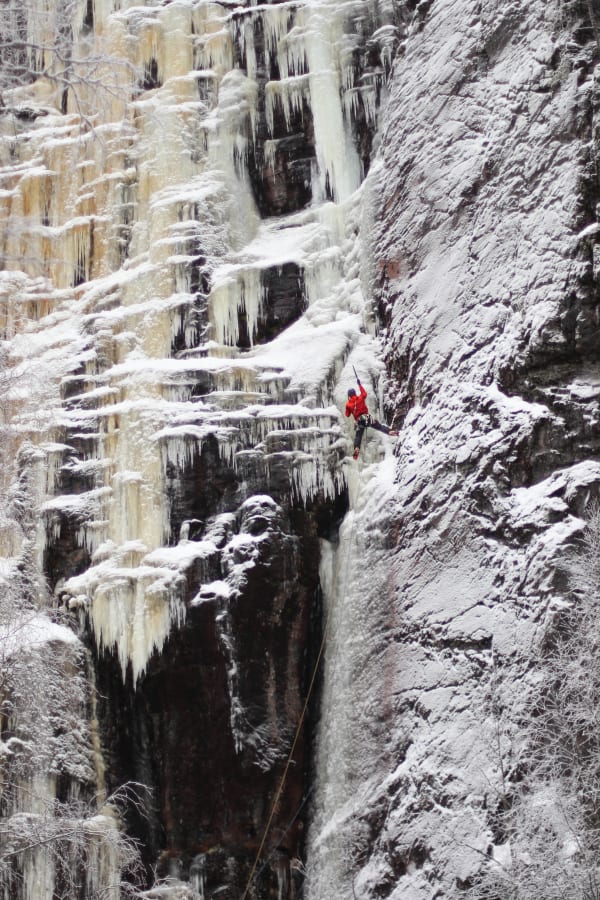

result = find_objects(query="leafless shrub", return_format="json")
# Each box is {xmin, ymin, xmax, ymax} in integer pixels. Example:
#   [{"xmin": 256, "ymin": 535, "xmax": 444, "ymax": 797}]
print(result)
[
  {"xmin": 0, "ymin": 0, "xmax": 139, "ymax": 120},
  {"xmin": 468, "ymin": 508, "xmax": 600, "ymax": 899},
  {"xmin": 0, "ymin": 786, "xmax": 146, "ymax": 899},
  {"xmin": 0, "ymin": 352, "xmax": 145, "ymax": 898},
  {"xmin": 0, "ymin": 564, "xmax": 147, "ymax": 898}
]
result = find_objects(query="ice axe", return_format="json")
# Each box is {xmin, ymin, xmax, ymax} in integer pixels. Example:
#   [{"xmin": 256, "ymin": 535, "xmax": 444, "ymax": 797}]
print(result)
[{"xmin": 352, "ymin": 365, "xmax": 360, "ymax": 384}]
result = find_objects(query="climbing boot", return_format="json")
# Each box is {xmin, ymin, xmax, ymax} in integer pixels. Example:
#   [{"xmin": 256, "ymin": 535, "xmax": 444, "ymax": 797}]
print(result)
[{"xmin": 353, "ymin": 448, "xmax": 360, "ymax": 460}]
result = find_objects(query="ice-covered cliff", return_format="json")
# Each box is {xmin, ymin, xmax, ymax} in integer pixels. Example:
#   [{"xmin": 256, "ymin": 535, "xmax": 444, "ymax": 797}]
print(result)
[
  {"xmin": 1, "ymin": 0, "xmax": 600, "ymax": 896},
  {"xmin": 1, "ymin": 0, "xmax": 400, "ymax": 894}
]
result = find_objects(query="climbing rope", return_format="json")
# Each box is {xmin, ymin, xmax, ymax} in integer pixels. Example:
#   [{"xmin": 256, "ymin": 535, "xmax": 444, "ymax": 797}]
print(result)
[
  {"xmin": 239, "ymin": 503, "xmax": 357, "ymax": 900},
  {"xmin": 239, "ymin": 614, "xmax": 330, "ymax": 900},
  {"xmin": 251, "ymin": 788, "xmax": 313, "ymax": 885}
]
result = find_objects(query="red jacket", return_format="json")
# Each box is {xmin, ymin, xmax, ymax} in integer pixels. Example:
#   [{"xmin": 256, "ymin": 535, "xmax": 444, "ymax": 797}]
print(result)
[{"xmin": 345, "ymin": 384, "xmax": 368, "ymax": 420}]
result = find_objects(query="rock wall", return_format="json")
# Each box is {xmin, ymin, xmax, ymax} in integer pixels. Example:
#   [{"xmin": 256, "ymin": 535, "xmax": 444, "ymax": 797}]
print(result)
[
  {"xmin": 92, "ymin": 496, "xmax": 323, "ymax": 889},
  {"xmin": 305, "ymin": 1, "xmax": 600, "ymax": 898}
]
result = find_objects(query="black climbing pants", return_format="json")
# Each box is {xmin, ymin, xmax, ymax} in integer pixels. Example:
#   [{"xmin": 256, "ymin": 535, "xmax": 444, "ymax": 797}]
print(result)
[{"xmin": 354, "ymin": 414, "xmax": 392, "ymax": 450}]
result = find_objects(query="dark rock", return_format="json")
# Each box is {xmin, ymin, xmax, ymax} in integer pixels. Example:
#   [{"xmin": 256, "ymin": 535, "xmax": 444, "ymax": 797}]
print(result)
[
  {"xmin": 238, "ymin": 263, "xmax": 306, "ymax": 349},
  {"xmin": 91, "ymin": 492, "xmax": 327, "ymax": 897}
]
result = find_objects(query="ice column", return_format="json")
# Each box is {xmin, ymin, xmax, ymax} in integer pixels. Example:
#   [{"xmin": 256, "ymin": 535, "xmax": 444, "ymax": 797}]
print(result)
[
  {"xmin": 304, "ymin": 1, "xmax": 363, "ymax": 201},
  {"xmin": 306, "ymin": 462, "xmax": 400, "ymax": 899}
]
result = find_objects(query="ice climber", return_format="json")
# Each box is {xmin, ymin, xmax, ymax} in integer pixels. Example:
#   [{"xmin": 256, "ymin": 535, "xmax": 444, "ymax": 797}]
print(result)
[{"xmin": 345, "ymin": 377, "xmax": 398, "ymax": 460}]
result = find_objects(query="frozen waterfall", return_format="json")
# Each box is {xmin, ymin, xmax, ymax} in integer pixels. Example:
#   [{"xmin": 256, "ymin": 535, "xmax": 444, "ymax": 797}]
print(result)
[{"xmin": 0, "ymin": 0, "xmax": 403, "ymax": 894}]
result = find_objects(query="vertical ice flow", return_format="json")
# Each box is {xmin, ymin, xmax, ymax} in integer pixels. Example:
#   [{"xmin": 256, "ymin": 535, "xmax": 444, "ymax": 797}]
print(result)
[
  {"xmin": 306, "ymin": 461, "xmax": 400, "ymax": 899},
  {"xmin": 1, "ymin": 0, "xmax": 399, "ymax": 847}
]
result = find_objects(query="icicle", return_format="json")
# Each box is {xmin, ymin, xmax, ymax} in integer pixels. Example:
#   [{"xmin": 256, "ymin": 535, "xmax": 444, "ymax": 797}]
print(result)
[
  {"xmin": 19, "ymin": 168, "xmax": 53, "ymax": 225},
  {"xmin": 159, "ymin": 430, "xmax": 203, "ymax": 471},
  {"xmin": 84, "ymin": 812, "xmax": 122, "ymax": 900},
  {"xmin": 69, "ymin": 220, "xmax": 93, "ymax": 287},
  {"xmin": 298, "ymin": 1, "xmax": 363, "ymax": 202},
  {"xmin": 159, "ymin": 4, "xmax": 193, "ymax": 82},
  {"xmin": 275, "ymin": 855, "xmax": 289, "ymax": 900},
  {"xmin": 190, "ymin": 854, "xmax": 208, "ymax": 900},
  {"xmin": 194, "ymin": 12, "xmax": 234, "ymax": 77},
  {"xmin": 74, "ymin": 563, "xmax": 188, "ymax": 682},
  {"xmin": 86, "ymin": 653, "xmax": 108, "ymax": 803},
  {"xmin": 304, "ymin": 245, "xmax": 343, "ymax": 306},
  {"xmin": 234, "ymin": 15, "xmax": 258, "ymax": 81},
  {"xmin": 278, "ymin": 23, "xmax": 309, "ymax": 80},
  {"xmin": 209, "ymin": 266, "xmax": 262, "ymax": 347},
  {"xmin": 23, "ymin": 844, "xmax": 55, "ymax": 900},
  {"xmin": 214, "ymin": 67, "xmax": 259, "ymax": 155},
  {"xmin": 262, "ymin": 5, "xmax": 296, "ymax": 73},
  {"xmin": 265, "ymin": 76, "xmax": 310, "ymax": 136}
]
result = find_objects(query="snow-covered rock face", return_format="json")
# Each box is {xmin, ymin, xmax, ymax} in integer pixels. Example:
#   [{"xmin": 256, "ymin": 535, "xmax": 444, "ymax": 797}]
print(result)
[{"xmin": 305, "ymin": 1, "xmax": 600, "ymax": 898}]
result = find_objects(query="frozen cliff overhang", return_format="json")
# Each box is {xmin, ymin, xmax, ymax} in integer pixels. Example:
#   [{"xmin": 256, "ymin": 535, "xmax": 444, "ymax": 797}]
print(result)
[{"xmin": 0, "ymin": 0, "xmax": 405, "ymax": 679}]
